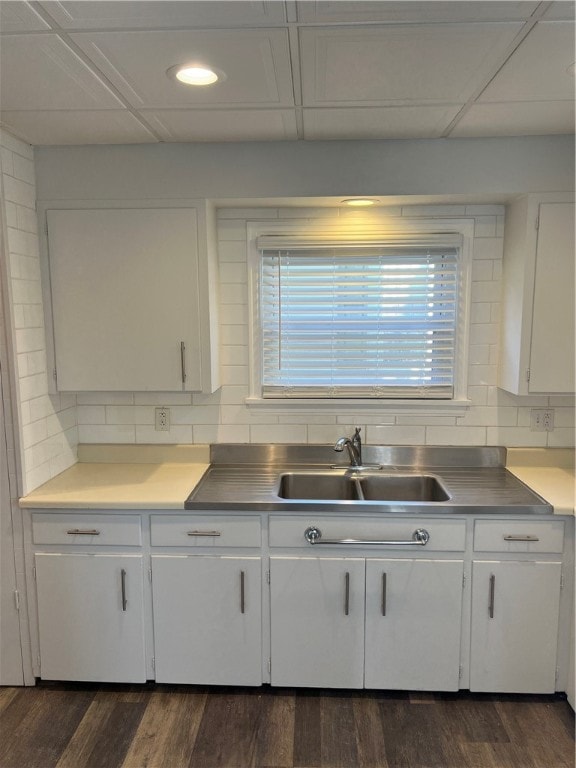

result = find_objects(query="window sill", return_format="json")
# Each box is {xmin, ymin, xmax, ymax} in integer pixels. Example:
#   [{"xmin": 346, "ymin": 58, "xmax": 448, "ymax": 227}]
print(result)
[{"xmin": 244, "ymin": 397, "xmax": 471, "ymax": 417}]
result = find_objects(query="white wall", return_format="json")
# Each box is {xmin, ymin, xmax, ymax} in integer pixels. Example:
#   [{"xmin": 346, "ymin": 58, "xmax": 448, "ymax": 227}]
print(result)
[
  {"xmin": 75, "ymin": 204, "xmax": 574, "ymax": 449},
  {"xmin": 0, "ymin": 130, "xmax": 77, "ymax": 493},
  {"xmin": 34, "ymin": 136, "xmax": 574, "ymax": 201}
]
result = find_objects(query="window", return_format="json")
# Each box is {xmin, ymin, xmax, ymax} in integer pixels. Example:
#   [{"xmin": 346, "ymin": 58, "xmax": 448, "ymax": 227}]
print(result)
[{"xmin": 249, "ymin": 224, "xmax": 472, "ymax": 406}]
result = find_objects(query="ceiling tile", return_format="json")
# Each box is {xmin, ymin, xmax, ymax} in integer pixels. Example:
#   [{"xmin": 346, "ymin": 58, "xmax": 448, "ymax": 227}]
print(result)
[
  {"xmin": 297, "ymin": 2, "xmax": 539, "ymax": 23},
  {"xmin": 39, "ymin": 1, "xmax": 286, "ymax": 29},
  {"xmin": 0, "ymin": 34, "xmax": 124, "ymax": 110},
  {"xmin": 479, "ymin": 22, "xmax": 575, "ymax": 102},
  {"xmin": 0, "ymin": 110, "xmax": 158, "ymax": 145},
  {"xmin": 450, "ymin": 101, "xmax": 575, "ymax": 137},
  {"xmin": 303, "ymin": 105, "xmax": 461, "ymax": 139},
  {"xmin": 141, "ymin": 109, "xmax": 297, "ymax": 141},
  {"xmin": 300, "ymin": 23, "xmax": 523, "ymax": 106},
  {"xmin": 0, "ymin": 1, "xmax": 51, "ymax": 32},
  {"xmin": 70, "ymin": 29, "xmax": 294, "ymax": 108}
]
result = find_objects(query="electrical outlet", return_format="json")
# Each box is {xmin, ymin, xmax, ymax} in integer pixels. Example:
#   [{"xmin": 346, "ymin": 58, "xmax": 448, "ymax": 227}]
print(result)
[
  {"xmin": 530, "ymin": 408, "xmax": 554, "ymax": 432},
  {"xmin": 155, "ymin": 407, "xmax": 170, "ymax": 432}
]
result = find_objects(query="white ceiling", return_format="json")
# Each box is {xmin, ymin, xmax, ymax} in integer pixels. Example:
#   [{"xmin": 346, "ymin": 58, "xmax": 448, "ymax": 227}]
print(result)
[{"xmin": 0, "ymin": 0, "xmax": 574, "ymax": 146}]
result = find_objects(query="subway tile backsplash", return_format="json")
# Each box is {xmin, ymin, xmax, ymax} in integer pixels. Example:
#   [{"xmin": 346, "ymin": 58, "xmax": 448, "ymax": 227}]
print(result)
[{"xmin": 1, "ymin": 130, "xmax": 77, "ymax": 494}]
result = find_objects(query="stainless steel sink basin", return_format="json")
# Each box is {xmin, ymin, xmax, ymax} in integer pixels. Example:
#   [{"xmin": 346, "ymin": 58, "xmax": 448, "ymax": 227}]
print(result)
[
  {"xmin": 277, "ymin": 473, "xmax": 359, "ymax": 500},
  {"xmin": 359, "ymin": 474, "xmax": 450, "ymax": 502},
  {"xmin": 276, "ymin": 472, "xmax": 450, "ymax": 502}
]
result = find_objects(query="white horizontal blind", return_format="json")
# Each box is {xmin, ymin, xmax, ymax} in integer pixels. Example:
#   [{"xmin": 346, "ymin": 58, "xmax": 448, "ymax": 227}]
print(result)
[{"xmin": 259, "ymin": 240, "xmax": 460, "ymax": 399}]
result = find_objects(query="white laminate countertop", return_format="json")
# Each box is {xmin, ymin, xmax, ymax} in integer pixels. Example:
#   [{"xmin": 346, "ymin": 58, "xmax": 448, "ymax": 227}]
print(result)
[
  {"xmin": 19, "ymin": 444, "xmax": 575, "ymax": 515},
  {"xmin": 19, "ymin": 444, "xmax": 210, "ymax": 510},
  {"xmin": 506, "ymin": 448, "xmax": 575, "ymax": 517}
]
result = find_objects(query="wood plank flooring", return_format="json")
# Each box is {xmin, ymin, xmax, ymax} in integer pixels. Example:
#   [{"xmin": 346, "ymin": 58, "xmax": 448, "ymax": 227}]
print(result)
[{"xmin": 0, "ymin": 683, "xmax": 573, "ymax": 768}]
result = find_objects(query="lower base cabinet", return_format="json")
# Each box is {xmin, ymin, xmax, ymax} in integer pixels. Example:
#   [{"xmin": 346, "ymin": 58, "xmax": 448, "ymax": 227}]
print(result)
[
  {"xmin": 470, "ymin": 560, "xmax": 562, "ymax": 693},
  {"xmin": 365, "ymin": 559, "xmax": 464, "ymax": 691},
  {"xmin": 28, "ymin": 511, "xmax": 569, "ymax": 695},
  {"xmin": 270, "ymin": 556, "xmax": 464, "ymax": 690},
  {"xmin": 35, "ymin": 553, "xmax": 146, "ymax": 682},
  {"xmin": 151, "ymin": 555, "xmax": 262, "ymax": 685},
  {"xmin": 270, "ymin": 556, "xmax": 365, "ymax": 688}
]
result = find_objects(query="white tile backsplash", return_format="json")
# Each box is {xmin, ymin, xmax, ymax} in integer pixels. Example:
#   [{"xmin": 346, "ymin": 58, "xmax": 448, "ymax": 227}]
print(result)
[{"xmin": 1, "ymin": 129, "xmax": 77, "ymax": 493}]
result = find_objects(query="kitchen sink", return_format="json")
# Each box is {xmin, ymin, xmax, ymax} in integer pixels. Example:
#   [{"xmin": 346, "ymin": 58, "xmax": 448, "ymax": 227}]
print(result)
[
  {"xmin": 277, "ymin": 473, "xmax": 359, "ymax": 500},
  {"xmin": 359, "ymin": 474, "xmax": 450, "ymax": 502},
  {"xmin": 276, "ymin": 472, "xmax": 450, "ymax": 502}
]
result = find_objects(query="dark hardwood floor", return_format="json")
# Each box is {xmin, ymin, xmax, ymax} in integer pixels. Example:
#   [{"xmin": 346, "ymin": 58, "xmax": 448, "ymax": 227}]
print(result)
[{"xmin": 0, "ymin": 683, "xmax": 574, "ymax": 768}]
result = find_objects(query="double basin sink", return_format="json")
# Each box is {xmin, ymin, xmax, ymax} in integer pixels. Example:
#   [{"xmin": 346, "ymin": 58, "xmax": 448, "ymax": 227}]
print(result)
[{"xmin": 277, "ymin": 471, "xmax": 450, "ymax": 503}]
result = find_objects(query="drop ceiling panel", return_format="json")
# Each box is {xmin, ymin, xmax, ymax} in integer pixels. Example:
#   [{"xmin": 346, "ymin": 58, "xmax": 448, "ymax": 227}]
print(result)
[
  {"xmin": 70, "ymin": 29, "xmax": 294, "ymax": 108},
  {"xmin": 142, "ymin": 108, "xmax": 297, "ymax": 141},
  {"xmin": 450, "ymin": 101, "xmax": 575, "ymax": 137},
  {"xmin": 0, "ymin": 1, "xmax": 51, "ymax": 32},
  {"xmin": 0, "ymin": 34, "xmax": 124, "ymax": 110},
  {"xmin": 39, "ymin": 1, "xmax": 286, "ymax": 30},
  {"xmin": 478, "ymin": 22, "xmax": 575, "ymax": 102},
  {"xmin": 303, "ymin": 105, "xmax": 461, "ymax": 139},
  {"xmin": 300, "ymin": 23, "xmax": 523, "ymax": 106},
  {"xmin": 297, "ymin": 2, "xmax": 539, "ymax": 23},
  {"xmin": 0, "ymin": 110, "xmax": 158, "ymax": 145}
]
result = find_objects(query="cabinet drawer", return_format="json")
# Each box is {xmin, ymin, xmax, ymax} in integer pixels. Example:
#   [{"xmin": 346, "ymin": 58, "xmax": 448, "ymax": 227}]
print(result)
[
  {"xmin": 269, "ymin": 517, "xmax": 466, "ymax": 551},
  {"xmin": 473, "ymin": 520, "xmax": 564, "ymax": 553},
  {"xmin": 32, "ymin": 513, "xmax": 141, "ymax": 546},
  {"xmin": 151, "ymin": 515, "xmax": 261, "ymax": 547}
]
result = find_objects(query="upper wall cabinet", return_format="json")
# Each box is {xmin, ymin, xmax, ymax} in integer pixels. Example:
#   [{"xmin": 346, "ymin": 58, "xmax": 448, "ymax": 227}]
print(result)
[
  {"xmin": 42, "ymin": 203, "xmax": 220, "ymax": 393},
  {"xmin": 499, "ymin": 194, "xmax": 575, "ymax": 395}
]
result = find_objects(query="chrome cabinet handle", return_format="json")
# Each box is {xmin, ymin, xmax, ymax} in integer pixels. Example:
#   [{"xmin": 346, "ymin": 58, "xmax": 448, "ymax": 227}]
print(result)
[
  {"xmin": 180, "ymin": 341, "xmax": 186, "ymax": 384},
  {"xmin": 503, "ymin": 535, "xmax": 540, "ymax": 542},
  {"xmin": 488, "ymin": 574, "xmax": 495, "ymax": 619},
  {"xmin": 67, "ymin": 529, "xmax": 100, "ymax": 536},
  {"xmin": 121, "ymin": 568, "xmax": 127, "ymax": 611},
  {"xmin": 187, "ymin": 530, "xmax": 221, "ymax": 537},
  {"xmin": 382, "ymin": 573, "xmax": 387, "ymax": 616},
  {"xmin": 304, "ymin": 527, "xmax": 430, "ymax": 547},
  {"xmin": 344, "ymin": 572, "xmax": 350, "ymax": 616},
  {"xmin": 240, "ymin": 571, "xmax": 245, "ymax": 614}
]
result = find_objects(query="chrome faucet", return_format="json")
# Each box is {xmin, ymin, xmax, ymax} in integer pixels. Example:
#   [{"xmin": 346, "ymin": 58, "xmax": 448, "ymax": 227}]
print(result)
[{"xmin": 334, "ymin": 427, "xmax": 363, "ymax": 468}]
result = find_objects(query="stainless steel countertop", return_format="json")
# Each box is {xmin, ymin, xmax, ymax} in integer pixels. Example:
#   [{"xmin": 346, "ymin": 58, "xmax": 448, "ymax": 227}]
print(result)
[{"xmin": 185, "ymin": 463, "xmax": 552, "ymax": 515}]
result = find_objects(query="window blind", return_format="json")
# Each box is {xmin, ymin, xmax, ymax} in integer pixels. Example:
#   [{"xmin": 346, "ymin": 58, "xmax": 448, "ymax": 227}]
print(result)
[{"xmin": 259, "ymin": 240, "xmax": 460, "ymax": 399}]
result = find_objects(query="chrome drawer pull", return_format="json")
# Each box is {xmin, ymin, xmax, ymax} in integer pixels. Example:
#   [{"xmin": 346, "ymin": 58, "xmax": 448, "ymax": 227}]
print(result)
[
  {"xmin": 382, "ymin": 573, "xmax": 387, "ymax": 617},
  {"xmin": 67, "ymin": 529, "xmax": 100, "ymax": 536},
  {"xmin": 121, "ymin": 568, "xmax": 127, "ymax": 611},
  {"xmin": 187, "ymin": 530, "xmax": 221, "ymax": 537},
  {"xmin": 180, "ymin": 341, "xmax": 186, "ymax": 384},
  {"xmin": 304, "ymin": 527, "xmax": 430, "ymax": 547},
  {"xmin": 503, "ymin": 535, "xmax": 540, "ymax": 542},
  {"xmin": 488, "ymin": 574, "xmax": 495, "ymax": 619},
  {"xmin": 240, "ymin": 571, "xmax": 245, "ymax": 614}
]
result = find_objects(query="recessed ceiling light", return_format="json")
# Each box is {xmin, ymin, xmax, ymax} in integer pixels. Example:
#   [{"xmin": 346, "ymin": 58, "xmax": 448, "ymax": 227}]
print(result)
[
  {"xmin": 341, "ymin": 198, "xmax": 379, "ymax": 207},
  {"xmin": 167, "ymin": 64, "xmax": 226, "ymax": 86}
]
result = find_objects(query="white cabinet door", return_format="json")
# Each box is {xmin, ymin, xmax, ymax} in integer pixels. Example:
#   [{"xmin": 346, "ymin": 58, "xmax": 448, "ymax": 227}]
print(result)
[
  {"xmin": 529, "ymin": 203, "xmax": 575, "ymax": 392},
  {"xmin": 152, "ymin": 555, "xmax": 262, "ymax": 685},
  {"xmin": 46, "ymin": 208, "xmax": 203, "ymax": 392},
  {"xmin": 365, "ymin": 559, "xmax": 464, "ymax": 691},
  {"xmin": 470, "ymin": 560, "xmax": 562, "ymax": 693},
  {"xmin": 270, "ymin": 556, "xmax": 365, "ymax": 688},
  {"xmin": 499, "ymin": 195, "xmax": 575, "ymax": 394},
  {"xmin": 35, "ymin": 553, "xmax": 146, "ymax": 682}
]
